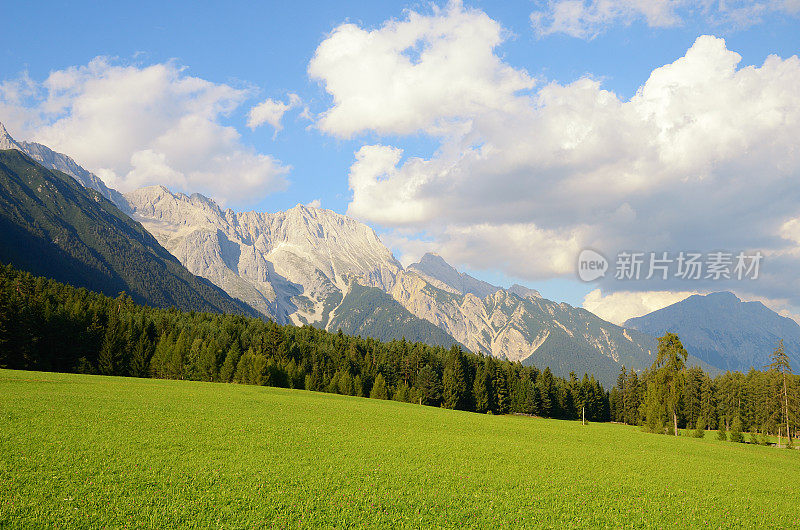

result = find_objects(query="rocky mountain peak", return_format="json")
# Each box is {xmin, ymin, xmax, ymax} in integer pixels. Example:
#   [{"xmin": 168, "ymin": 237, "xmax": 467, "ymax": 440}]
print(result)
[
  {"xmin": 0, "ymin": 121, "xmax": 21, "ymax": 150},
  {"xmin": 508, "ymin": 283, "xmax": 542, "ymax": 300},
  {"xmin": 409, "ymin": 253, "xmax": 500, "ymax": 298}
]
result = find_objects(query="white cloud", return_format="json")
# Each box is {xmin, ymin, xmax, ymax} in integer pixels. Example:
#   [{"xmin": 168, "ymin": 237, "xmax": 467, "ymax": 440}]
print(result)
[
  {"xmin": 305, "ymin": 198, "xmax": 321, "ymax": 208},
  {"xmin": 530, "ymin": 0, "xmax": 800, "ymax": 39},
  {"xmin": 312, "ymin": 4, "xmax": 800, "ymax": 311},
  {"xmin": 531, "ymin": 0, "xmax": 683, "ymax": 39},
  {"xmin": 0, "ymin": 57, "xmax": 289, "ymax": 206},
  {"xmin": 308, "ymin": 0, "xmax": 535, "ymax": 138},
  {"xmin": 583, "ymin": 289, "xmax": 697, "ymax": 325},
  {"xmin": 247, "ymin": 93, "xmax": 301, "ymax": 131}
]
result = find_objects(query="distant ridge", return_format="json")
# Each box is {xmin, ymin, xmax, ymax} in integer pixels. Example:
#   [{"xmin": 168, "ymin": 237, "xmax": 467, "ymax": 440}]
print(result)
[{"xmin": 625, "ymin": 292, "xmax": 800, "ymax": 371}]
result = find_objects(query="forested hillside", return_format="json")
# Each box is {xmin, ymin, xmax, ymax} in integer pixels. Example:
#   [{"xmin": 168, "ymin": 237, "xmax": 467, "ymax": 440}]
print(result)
[
  {"xmin": 327, "ymin": 283, "xmax": 464, "ymax": 348},
  {"xmin": 0, "ymin": 150, "xmax": 258, "ymax": 316},
  {"xmin": 0, "ymin": 264, "xmax": 611, "ymax": 420}
]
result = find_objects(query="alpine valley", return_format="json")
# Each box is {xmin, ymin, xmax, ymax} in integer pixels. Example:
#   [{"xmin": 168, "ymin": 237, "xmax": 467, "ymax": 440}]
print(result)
[{"xmin": 0, "ymin": 122, "xmax": 741, "ymax": 386}]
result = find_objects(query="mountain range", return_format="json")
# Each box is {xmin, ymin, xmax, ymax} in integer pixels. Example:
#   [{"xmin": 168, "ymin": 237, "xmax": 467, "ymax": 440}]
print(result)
[{"xmin": 2, "ymin": 121, "xmax": 794, "ymax": 385}]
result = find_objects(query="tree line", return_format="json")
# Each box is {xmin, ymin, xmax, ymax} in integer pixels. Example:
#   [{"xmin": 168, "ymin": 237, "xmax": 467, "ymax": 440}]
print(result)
[
  {"xmin": 610, "ymin": 333, "xmax": 799, "ymax": 446},
  {"xmin": 0, "ymin": 264, "xmax": 610, "ymax": 420}
]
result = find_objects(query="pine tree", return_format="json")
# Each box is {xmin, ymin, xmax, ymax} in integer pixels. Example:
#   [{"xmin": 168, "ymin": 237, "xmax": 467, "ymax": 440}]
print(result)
[
  {"xmin": 370, "ymin": 373, "xmax": 389, "ymax": 399},
  {"xmin": 693, "ymin": 416, "xmax": 706, "ymax": 438},
  {"xmin": 417, "ymin": 364, "xmax": 441, "ymax": 406},
  {"xmin": 494, "ymin": 365, "xmax": 509, "ymax": 414},
  {"xmin": 338, "ymin": 371, "xmax": 354, "ymax": 395},
  {"xmin": 473, "ymin": 365, "xmax": 491, "ymax": 414},
  {"xmin": 730, "ymin": 415, "xmax": 744, "ymax": 443},
  {"xmin": 149, "ymin": 332, "xmax": 173, "ymax": 378},
  {"xmin": 98, "ymin": 312, "xmax": 125, "ymax": 376},
  {"xmin": 625, "ymin": 369, "xmax": 641, "ymax": 425},
  {"xmin": 769, "ymin": 339, "xmax": 794, "ymax": 447},
  {"xmin": 537, "ymin": 368, "xmax": 554, "ymax": 418},
  {"xmin": 442, "ymin": 346, "xmax": 467, "ymax": 409},
  {"xmin": 615, "ymin": 366, "xmax": 627, "ymax": 422},
  {"xmin": 717, "ymin": 427, "xmax": 727, "ymax": 441},
  {"xmin": 128, "ymin": 332, "xmax": 152, "ymax": 378},
  {"xmin": 220, "ymin": 342, "xmax": 242, "ymax": 383},
  {"xmin": 655, "ymin": 333, "xmax": 688, "ymax": 436},
  {"xmin": 700, "ymin": 375, "xmax": 717, "ymax": 430}
]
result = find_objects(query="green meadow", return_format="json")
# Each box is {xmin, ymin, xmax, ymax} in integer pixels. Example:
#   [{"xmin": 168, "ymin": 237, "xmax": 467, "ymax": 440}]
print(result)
[{"xmin": 1, "ymin": 369, "xmax": 798, "ymax": 528}]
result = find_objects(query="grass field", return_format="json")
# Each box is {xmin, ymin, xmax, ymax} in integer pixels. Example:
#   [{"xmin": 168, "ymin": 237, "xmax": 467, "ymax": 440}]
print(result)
[{"xmin": 1, "ymin": 370, "xmax": 798, "ymax": 528}]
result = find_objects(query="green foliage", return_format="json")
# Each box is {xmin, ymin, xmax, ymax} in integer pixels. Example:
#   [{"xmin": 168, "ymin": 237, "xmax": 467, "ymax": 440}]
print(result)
[
  {"xmin": 0, "ymin": 263, "xmax": 608, "ymax": 421},
  {"xmin": 693, "ymin": 417, "xmax": 706, "ymax": 438},
  {"xmin": 730, "ymin": 416, "xmax": 744, "ymax": 443},
  {"xmin": 370, "ymin": 373, "xmax": 389, "ymax": 400},
  {"xmin": 613, "ymin": 334, "xmax": 800, "ymax": 443},
  {"xmin": 717, "ymin": 428, "xmax": 727, "ymax": 441}
]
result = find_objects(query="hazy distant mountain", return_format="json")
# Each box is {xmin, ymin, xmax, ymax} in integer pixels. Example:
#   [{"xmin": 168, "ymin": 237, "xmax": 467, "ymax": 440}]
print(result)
[
  {"xmin": 625, "ymin": 292, "xmax": 800, "ymax": 371},
  {"xmin": 0, "ymin": 149, "xmax": 259, "ymax": 317},
  {"xmin": 0, "ymin": 122, "xmax": 126, "ymax": 208}
]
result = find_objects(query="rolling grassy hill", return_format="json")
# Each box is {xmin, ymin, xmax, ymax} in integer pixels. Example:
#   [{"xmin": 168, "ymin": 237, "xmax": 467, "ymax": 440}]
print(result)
[{"xmin": 1, "ymin": 369, "xmax": 798, "ymax": 527}]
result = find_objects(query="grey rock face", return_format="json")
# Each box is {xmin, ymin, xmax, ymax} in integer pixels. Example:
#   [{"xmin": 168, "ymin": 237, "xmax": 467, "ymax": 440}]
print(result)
[{"xmin": 123, "ymin": 186, "xmax": 402, "ymax": 325}]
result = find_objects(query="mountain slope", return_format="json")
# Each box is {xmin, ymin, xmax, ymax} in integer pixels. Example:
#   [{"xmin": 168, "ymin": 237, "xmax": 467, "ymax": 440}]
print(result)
[
  {"xmin": 328, "ymin": 282, "xmax": 463, "ymax": 347},
  {"xmin": 0, "ymin": 122, "xmax": 126, "ymax": 208},
  {"xmin": 625, "ymin": 292, "xmax": 800, "ymax": 371},
  {"xmin": 121, "ymin": 183, "xmax": 665, "ymax": 385},
  {"xmin": 391, "ymin": 270, "xmax": 660, "ymax": 385},
  {"xmin": 0, "ymin": 149, "xmax": 259, "ymax": 317}
]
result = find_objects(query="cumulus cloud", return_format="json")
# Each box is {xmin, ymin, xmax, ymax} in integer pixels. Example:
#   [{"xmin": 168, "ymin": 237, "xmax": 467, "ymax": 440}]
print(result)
[
  {"xmin": 0, "ymin": 57, "xmax": 289, "ymax": 206},
  {"xmin": 305, "ymin": 198, "xmax": 321, "ymax": 208},
  {"xmin": 247, "ymin": 93, "xmax": 301, "ymax": 132},
  {"xmin": 530, "ymin": 0, "xmax": 800, "ymax": 39},
  {"xmin": 311, "ymin": 4, "xmax": 800, "ymax": 312},
  {"xmin": 308, "ymin": 0, "xmax": 535, "ymax": 138},
  {"xmin": 583, "ymin": 289, "xmax": 697, "ymax": 324},
  {"xmin": 531, "ymin": 0, "xmax": 683, "ymax": 39}
]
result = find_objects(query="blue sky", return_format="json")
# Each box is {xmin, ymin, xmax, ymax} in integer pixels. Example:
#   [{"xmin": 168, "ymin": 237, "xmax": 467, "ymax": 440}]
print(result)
[{"xmin": 1, "ymin": 0, "xmax": 799, "ymax": 317}]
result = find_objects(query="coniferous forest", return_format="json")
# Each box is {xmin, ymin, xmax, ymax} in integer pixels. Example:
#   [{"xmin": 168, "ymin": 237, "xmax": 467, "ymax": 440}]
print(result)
[
  {"xmin": 0, "ymin": 264, "xmax": 609, "ymax": 420},
  {"xmin": 610, "ymin": 333, "xmax": 799, "ymax": 443}
]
